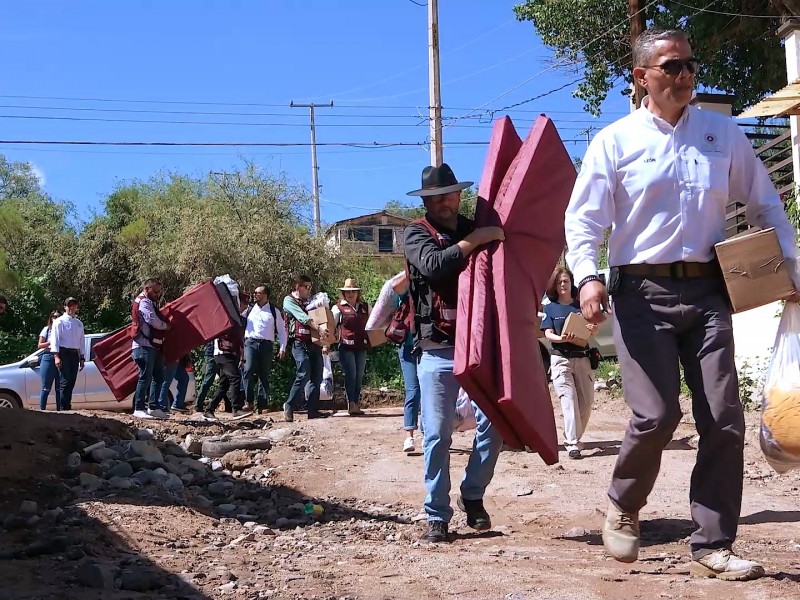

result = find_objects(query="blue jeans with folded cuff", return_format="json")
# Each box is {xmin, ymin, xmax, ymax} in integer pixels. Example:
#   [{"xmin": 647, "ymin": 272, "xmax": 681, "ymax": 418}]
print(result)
[
  {"xmin": 132, "ymin": 346, "xmax": 165, "ymax": 412},
  {"xmin": 418, "ymin": 346, "xmax": 503, "ymax": 523},
  {"xmin": 398, "ymin": 343, "xmax": 421, "ymax": 431},
  {"xmin": 287, "ymin": 340, "xmax": 323, "ymax": 415},
  {"xmin": 338, "ymin": 347, "xmax": 367, "ymax": 405},
  {"xmin": 39, "ymin": 352, "xmax": 62, "ymax": 410}
]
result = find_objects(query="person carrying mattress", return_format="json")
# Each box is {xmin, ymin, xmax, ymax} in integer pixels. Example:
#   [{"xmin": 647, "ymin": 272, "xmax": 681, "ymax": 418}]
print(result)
[{"xmin": 403, "ymin": 163, "xmax": 505, "ymax": 543}]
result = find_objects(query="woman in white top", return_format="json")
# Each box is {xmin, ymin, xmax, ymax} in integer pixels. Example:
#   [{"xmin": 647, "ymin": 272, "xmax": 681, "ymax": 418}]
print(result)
[{"xmin": 38, "ymin": 310, "xmax": 62, "ymax": 410}]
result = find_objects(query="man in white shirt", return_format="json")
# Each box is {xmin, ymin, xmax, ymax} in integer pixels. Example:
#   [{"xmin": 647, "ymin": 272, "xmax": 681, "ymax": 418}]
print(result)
[
  {"xmin": 242, "ymin": 284, "xmax": 287, "ymax": 414},
  {"xmin": 51, "ymin": 297, "xmax": 85, "ymax": 411},
  {"xmin": 566, "ymin": 28, "xmax": 800, "ymax": 581}
]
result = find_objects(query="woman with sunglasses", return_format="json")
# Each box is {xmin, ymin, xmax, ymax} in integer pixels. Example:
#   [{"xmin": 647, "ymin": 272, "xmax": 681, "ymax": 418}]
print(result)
[{"xmin": 37, "ymin": 310, "xmax": 62, "ymax": 410}]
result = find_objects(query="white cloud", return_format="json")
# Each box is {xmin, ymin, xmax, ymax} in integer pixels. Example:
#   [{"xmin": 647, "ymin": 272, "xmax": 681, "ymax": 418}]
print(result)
[{"xmin": 30, "ymin": 163, "xmax": 46, "ymax": 187}]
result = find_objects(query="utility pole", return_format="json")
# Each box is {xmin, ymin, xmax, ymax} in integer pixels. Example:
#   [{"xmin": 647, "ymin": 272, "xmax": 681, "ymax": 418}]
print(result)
[
  {"xmin": 428, "ymin": 0, "xmax": 443, "ymax": 167},
  {"xmin": 290, "ymin": 100, "xmax": 333, "ymax": 235},
  {"xmin": 580, "ymin": 126, "xmax": 596, "ymax": 150},
  {"xmin": 629, "ymin": 0, "xmax": 647, "ymax": 109}
]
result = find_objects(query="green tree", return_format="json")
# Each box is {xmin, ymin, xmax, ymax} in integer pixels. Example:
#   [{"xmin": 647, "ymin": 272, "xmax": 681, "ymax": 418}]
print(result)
[
  {"xmin": 514, "ymin": 0, "xmax": 790, "ymax": 115},
  {"xmin": 384, "ymin": 186, "xmax": 479, "ymax": 220}
]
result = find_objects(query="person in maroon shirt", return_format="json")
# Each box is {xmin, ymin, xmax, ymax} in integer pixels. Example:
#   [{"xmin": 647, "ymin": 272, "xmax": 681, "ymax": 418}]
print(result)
[{"xmin": 331, "ymin": 278, "xmax": 371, "ymax": 416}]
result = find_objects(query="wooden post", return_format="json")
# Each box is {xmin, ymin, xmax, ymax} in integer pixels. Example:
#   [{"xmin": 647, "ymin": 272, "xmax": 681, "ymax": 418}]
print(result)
[{"xmin": 629, "ymin": 0, "xmax": 647, "ymax": 108}]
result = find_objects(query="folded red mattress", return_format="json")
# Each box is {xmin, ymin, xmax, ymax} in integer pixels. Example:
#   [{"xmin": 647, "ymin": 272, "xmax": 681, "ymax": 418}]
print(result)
[
  {"xmin": 94, "ymin": 281, "xmax": 242, "ymax": 402},
  {"xmin": 492, "ymin": 116, "xmax": 577, "ymax": 465},
  {"xmin": 455, "ymin": 117, "xmax": 522, "ymax": 448}
]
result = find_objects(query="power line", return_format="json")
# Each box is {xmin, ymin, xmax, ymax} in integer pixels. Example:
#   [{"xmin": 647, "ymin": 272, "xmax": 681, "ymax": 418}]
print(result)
[
  {"xmin": 667, "ymin": 0, "xmax": 779, "ymax": 18},
  {"xmin": 0, "ymin": 139, "xmax": 493, "ymax": 147}
]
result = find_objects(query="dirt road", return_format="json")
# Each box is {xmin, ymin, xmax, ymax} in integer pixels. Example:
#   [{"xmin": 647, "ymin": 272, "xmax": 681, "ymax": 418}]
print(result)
[{"xmin": 1, "ymin": 391, "xmax": 799, "ymax": 600}]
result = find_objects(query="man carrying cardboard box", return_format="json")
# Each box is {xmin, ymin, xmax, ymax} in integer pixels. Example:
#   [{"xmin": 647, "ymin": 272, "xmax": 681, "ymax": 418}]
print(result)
[
  {"xmin": 283, "ymin": 274, "xmax": 330, "ymax": 422},
  {"xmin": 566, "ymin": 28, "xmax": 800, "ymax": 581}
]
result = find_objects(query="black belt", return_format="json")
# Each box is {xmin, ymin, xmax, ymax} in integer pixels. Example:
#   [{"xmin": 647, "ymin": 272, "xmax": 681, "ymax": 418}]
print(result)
[
  {"xmin": 553, "ymin": 348, "xmax": 590, "ymax": 359},
  {"xmin": 618, "ymin": 261, "xmax": 720, "ymax": 280}
]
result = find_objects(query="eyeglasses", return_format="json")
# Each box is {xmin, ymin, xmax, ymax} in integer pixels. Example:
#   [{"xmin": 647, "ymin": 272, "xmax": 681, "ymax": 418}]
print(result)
[
  {"xmin": 645, "ymin": 57, "xmax": 699, "ymax": 77},
  {"xmin": 299, "ymin": 284, "xmax": 312, "ymax": 290}
]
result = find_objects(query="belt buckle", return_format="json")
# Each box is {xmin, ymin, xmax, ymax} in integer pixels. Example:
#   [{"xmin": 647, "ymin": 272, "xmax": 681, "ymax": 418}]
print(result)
[{"xmin": 670, "ymin": 262, "xmax": 688, "ymax": 279}]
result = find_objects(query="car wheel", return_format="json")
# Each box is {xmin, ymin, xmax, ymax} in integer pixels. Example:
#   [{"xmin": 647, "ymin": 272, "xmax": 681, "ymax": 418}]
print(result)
[{"xmin": 0, "ymin": 392, "xmax": 22, "ymax": 409}]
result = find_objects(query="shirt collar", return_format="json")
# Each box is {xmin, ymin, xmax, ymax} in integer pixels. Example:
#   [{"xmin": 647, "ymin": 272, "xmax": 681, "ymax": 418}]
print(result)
[{"xmin": 638, "ymin": 95, "xmax": 692, "ymax": 130}]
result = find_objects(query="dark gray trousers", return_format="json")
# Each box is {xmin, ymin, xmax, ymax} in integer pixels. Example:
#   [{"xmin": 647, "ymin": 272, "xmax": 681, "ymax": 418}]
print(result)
[{"xmin": 609, "ymin": 273, "xmax": 743, "ymax": 558}]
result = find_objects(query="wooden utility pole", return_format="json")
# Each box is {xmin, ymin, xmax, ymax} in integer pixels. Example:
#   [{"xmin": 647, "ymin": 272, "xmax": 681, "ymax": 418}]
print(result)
[
  {"xmin": 629, "ymin": 0, "xmax": 647, "ymax": 108},
  {"xmin": 428, "ymin": 0, "xmax": 443, "ymax": 167},
  {"xmin": 290, "ymin": 101, "xmax": 333, "ymax": 236}
]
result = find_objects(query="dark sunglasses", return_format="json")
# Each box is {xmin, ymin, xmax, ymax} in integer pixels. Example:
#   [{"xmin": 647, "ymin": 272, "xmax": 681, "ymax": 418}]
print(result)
[{"xmin": 646, "ymin": 57, "xmax": 699, "ymax": 77}]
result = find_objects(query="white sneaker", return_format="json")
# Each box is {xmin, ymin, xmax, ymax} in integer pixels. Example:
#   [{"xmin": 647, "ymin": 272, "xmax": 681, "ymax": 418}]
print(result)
[
  {"xmin": 148, "ymin": 409, "xmax": 169, "ymax": 420},
  {"xmin": 690, "ymin": 549, "xmax": 765, "ymax": 581},
  {"xmin": 403, "ymin": 437, "xmax": 415, "ymax": 453},
  {"xmin": 133, "ymin": 410, "xmax": 154, "ymax": 420}
]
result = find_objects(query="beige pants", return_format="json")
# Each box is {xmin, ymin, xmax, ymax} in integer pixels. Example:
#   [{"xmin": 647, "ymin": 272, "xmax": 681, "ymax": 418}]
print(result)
[{"xmin": 550, "ymin": 355, "xmax": 594, "ymax": 451}]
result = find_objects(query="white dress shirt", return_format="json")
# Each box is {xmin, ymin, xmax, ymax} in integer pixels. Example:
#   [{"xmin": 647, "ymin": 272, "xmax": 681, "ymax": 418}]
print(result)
[
  {"xmin": 244, "ymin": 302, "xmax": 287, "ymax": 352},
  {"xmin": 50, "ymin": 314, "xmax": 85, "ymax": 358},
  {"xmin": 566, "ymin": 98, "xmax": 799, "ymax": 286}
]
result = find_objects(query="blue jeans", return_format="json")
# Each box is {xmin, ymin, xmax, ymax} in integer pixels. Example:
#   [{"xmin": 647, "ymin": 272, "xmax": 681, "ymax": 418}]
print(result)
[
  {"xmin": 194, "ymin": 354, "xmax": 219, "ymax": 411},
  {"xmin": 39, "ymin": 352, "xmax": 61, "ymax": 410},
  {"xmin": 398, "ymin": 344, "xmax": 421, "ymax": 431},
  {"xmin": 338, "ymin": 347, "xmax": 366, "ymax": 405},
  {"xmin": 243, "ymin": 338, "xmax": 273, "ymax": 409},
  {"xmin": 287, "ymin": 340, "xmax": 323, "ymax": 415},
  {"xmin": 159, "ymin": 362, "xmax": 190, "ymax": 410},
  {"xmin": 132, "ymin": 346, "xmax": 165, "ymax": 412},
  {"xmin": 418, "ymin": 346, "xmax": 503, "ymax": 523}
]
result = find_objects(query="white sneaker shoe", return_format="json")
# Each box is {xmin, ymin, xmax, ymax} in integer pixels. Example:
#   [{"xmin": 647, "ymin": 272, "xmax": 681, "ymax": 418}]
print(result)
[
  {"xmin": 403, "ymin": 437, "xmax": 415, "ymax": 453},
  {"xmin": 690, "ymin": 549, "xmax": 765, "ymax": 581},
  {"xmin": 147, "ymin": 409, "xmax": 169, "ymax": 420},
  {"xmin": 133, "ymin": 410, "xmax": 154, "ymax": 419}
]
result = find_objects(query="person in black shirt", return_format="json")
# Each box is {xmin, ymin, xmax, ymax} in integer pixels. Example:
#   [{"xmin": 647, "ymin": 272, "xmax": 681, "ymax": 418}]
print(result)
[
  {"xmin": 404, "ymin": 163, "xmax": 505, "ymax": 544},
  {"xmin": 541, "ymin": 267, "xmax": 597, "ymax": 459}
]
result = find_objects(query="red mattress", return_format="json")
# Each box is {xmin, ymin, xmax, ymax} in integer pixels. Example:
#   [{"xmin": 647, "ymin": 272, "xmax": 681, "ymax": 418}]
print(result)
[
  {"xmin": 454, "ymin": 116, "xmax": 575, "ymax": 464},
  {"xmin": 455, "ymin": 117, "xmax": 522, "ymax": 448},
  {"xmin": 94, "ymin": 281, "xmax": 242, "ymax": 402}
]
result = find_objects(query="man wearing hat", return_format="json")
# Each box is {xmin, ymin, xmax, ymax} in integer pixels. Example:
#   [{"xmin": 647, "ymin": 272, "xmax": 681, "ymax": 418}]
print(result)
[
  {"xmin": 331, "ymin": 278, "xmax": 370, "ymax": 416},
  {"xmin": 404, "ymin": 163, "xmax": 506, "ymax": 543},
  {"xmin": 50, "ymin": 297, "xmax": 85, "ymax": 411}
]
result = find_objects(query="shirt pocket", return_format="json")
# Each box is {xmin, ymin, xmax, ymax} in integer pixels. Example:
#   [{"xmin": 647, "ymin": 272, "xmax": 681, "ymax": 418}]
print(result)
[{"xmin": 689, "ymin": 153, "xmax": 729, "ymax": 195}]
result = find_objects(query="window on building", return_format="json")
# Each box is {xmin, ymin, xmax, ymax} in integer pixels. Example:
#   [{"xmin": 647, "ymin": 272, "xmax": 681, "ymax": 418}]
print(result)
[
  {"xmin": 378, "ymin": 228, "xmax": 394, "ymax": 253},
  {"xmin": 348, "ymin": 226, "xmax": 374, "ymax": 242}
]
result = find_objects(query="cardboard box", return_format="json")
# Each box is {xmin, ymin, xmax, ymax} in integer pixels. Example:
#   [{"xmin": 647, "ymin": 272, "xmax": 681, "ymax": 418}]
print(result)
[
  {"xmin": 562, "ymin": 312, "xmax": 591, "ymax": 347},
  {"xmin": 308, "ymin": 306, "xmax": 336, "ymax": 346},
  {"xmin": 366, "ymin": 328, "xmax": 388, "ymax": 348},
  {"xmin": 715, "ymin": 227, "xmax": 794, "ymax": 313}
]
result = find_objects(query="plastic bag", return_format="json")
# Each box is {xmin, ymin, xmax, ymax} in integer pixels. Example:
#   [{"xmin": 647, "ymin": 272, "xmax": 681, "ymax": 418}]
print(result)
[
  {"xmin": 213, "ymin": 274, "xmax": 240, "ymax": 302},
  {"xmin": 320, "ymin": 353, "xmax": 334, "ymax": 401},
  {"xmin": 453, "ymin": 388, "xmax": 477, "ymax": 432},
  {"xmin": 366, "ymin": 272, "xmax": 405, "ymax": 331},
  {"xmin": 760, "ymin": 302, "xmax": 800, "ymax": 473},
  {"xmin": 306, "ymin": 292, "xmax": 330, "ymax": 311}
]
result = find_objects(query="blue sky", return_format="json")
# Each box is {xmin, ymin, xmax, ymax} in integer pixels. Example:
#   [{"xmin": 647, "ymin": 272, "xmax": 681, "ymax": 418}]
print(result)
[{"xmin": 0, "ymin": 0, "xmax": 631, "ymax": 227}]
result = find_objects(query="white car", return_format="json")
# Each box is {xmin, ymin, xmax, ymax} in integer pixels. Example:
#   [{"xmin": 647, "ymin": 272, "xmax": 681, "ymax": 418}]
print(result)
[{"xmin": 0, "ymin": 333, "xmax": 195, "ymax": 411}]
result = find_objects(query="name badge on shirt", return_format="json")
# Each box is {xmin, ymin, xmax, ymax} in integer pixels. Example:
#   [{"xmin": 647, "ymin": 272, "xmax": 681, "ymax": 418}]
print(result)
[{"xmin": 701, "ymin": 132, "xmax": 721, "ymax": 154}]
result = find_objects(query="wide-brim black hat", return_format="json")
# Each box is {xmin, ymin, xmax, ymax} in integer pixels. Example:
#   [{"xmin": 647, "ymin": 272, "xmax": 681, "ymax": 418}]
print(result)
[{"xmin": 406, "ymin": 163, "xmax": 473, "ymax": 197}]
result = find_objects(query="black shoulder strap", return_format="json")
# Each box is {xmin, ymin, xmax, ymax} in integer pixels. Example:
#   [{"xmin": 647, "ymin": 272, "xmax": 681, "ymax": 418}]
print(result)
[{"xmin": 269, "ymin": 303, "xmax": 279, "ymax": 338}]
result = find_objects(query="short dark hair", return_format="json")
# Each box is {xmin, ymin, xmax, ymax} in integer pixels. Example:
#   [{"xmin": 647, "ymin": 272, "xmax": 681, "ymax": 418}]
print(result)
[
  {"xmin": 0, "ymin": 295, "xmax": 7, "ymax": 306},
  {"xmin": 545, "ymin": 267, "xmax": 577, "ymax": 302},
  {"xmin": 144, "ymin": 278, "xmax": 162, "ymax": 289},
  {"xmin": 292, "ymin": 274, "xmax": 312, "ymax": 290},
  {"xmin": 254, "ymin": 284, "xmax": 271, "ymax": 298},
  {"xmin": 632, "ymin": 28, "xmax": 689, "ymax": 68}
]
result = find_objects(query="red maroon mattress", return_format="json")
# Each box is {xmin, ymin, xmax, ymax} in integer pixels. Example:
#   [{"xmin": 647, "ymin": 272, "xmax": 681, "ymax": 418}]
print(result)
[
  {"xmin": 94, "ymin": 281, "xmax": 241, "ymax": 402},
  {"xmin": 492, "ymin": 116, "xmax": 576, "ymax": 465},
  {"xmin": 454, "ymin": 116, "xmax": 575, "ymax": 464},
  {"xmin": 455, "ymin": 117, "xmax": 522, "ymax": 448}
]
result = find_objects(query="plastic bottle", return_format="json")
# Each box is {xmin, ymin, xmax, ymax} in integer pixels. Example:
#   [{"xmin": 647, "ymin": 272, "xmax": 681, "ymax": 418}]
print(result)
[{"xmin": 303, "ymin": 502, "xmax": 324, "ymax": 517}]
